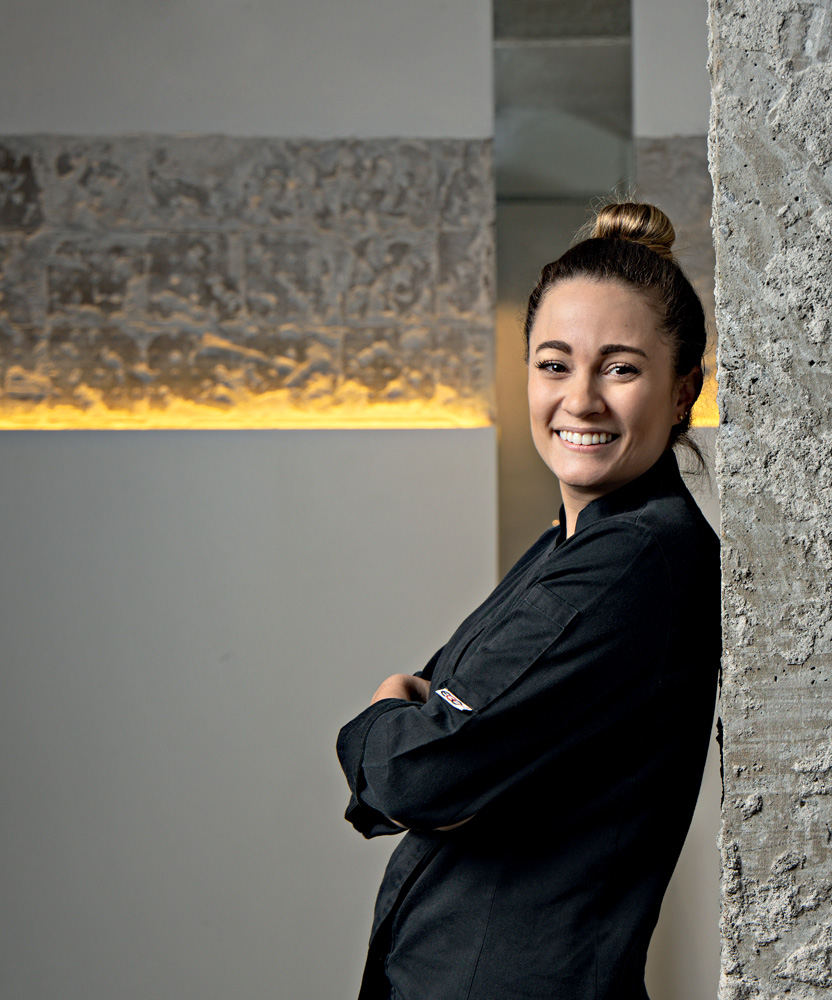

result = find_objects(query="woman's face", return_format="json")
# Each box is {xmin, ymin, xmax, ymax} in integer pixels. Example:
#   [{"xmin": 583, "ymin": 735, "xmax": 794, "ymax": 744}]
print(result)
[{"xmin": 527, "ymin": 277, "xmax": 695, "ymax": 510}]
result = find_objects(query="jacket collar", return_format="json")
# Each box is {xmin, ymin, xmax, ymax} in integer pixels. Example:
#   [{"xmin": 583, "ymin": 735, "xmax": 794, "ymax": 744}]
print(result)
[{"xmin": 556, "ymin": 450, "xmax": 684, "ymax": 540}]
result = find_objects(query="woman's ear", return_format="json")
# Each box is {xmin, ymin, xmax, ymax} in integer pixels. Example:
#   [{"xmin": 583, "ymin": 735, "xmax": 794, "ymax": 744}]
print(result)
[{"xmin": 676, "ymin": 366, "xmax": 702, "ymax": 414}]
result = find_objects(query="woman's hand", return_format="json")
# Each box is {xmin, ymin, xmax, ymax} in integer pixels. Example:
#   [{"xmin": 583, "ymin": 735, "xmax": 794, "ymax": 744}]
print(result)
[{"xmin": 371, "ymin": 673, "xmax": 431, "ymax": 705}]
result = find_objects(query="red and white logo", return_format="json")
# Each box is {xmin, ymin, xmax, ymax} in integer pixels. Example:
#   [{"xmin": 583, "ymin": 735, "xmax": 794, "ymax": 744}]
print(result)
[{"xmin": 436, "ymin": 688, "xmax": 473, "ymax": 712}]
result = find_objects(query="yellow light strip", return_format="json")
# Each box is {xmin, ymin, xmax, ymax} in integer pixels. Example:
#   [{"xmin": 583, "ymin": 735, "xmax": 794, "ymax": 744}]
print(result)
[{"xmin": 0, "ymin": 398, "xmax": 492, "ymax": 431}]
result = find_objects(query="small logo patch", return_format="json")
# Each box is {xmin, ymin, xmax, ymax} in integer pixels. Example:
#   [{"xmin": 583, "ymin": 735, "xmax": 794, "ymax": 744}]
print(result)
[{"xmin": 436, "ymin": 688, "xmax": 473, "ymax": 712}]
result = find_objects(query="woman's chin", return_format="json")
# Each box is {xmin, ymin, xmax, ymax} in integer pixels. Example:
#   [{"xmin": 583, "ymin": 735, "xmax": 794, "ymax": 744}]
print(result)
[
  {"xmin": 558, "ymin": 476, "xmax": 617, "ymax": 501},
  {"xmin": 551, "ymin": 458, "xmax": 619, "ymax": 496}
]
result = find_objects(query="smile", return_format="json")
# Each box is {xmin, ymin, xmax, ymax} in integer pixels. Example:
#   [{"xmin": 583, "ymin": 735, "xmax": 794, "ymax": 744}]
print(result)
[{"xmin": 558, "ymin": 430, "xmax": 618, "ymax": 446}]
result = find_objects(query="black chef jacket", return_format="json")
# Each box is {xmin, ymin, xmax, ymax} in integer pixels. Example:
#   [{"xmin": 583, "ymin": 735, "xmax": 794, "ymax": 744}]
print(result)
[{"xmin": 337, "ymin": 451, "xmax": 721, "ymax": 1000}]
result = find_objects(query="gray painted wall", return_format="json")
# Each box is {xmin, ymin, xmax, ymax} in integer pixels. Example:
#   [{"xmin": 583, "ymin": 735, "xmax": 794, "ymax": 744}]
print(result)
[
  {"xmin": 0, "ymin": 429, "xmax": 497, "ymax": 1000},
  {"xmin": 633, "ymin": 0, "xmax": 710, "ymax": 138},
  {"xmin": 0, "ymin": 2, "xmax": 498, "ymax": 998},
  {"xmin": 0, "ymin": 0, "xmax": 493, "ymax": 138}
]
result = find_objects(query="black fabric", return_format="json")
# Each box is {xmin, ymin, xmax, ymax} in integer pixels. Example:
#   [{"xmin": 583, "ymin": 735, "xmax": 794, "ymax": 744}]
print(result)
[{"xmin": 337, "ymin": 451, "xmax": 721, "ymax": 1000}]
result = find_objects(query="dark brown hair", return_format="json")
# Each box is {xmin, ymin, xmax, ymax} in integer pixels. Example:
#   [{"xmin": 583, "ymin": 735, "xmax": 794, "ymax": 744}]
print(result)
[{"xmin": 523, "ymin": 202, "xmax": 707, "ymax": 462}]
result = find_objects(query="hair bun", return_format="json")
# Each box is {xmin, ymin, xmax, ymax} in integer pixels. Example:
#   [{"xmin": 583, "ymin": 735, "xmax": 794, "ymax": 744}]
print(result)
[{"xmin": 590, "ymin": 202, "xmax": 675, "ymax": 260}]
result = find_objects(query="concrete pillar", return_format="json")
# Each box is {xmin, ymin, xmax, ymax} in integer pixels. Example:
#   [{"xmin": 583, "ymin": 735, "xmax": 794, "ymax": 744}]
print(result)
[{"xmin": 710, "ymin": 2, "xmax": 832, "ymax": 996}]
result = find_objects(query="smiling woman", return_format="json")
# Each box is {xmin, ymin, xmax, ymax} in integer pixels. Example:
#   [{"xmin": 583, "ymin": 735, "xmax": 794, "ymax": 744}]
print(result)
[
  {"xmin": 337, "ymin": 203, "xmax": 719, "ymax": 1000},
  {"xmin": 528, "ymin": 278, "xmax": 698, "ymax": 534}
]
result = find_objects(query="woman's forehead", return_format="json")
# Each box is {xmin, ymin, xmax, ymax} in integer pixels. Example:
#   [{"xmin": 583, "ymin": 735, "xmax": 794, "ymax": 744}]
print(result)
[{"xmin": 530, "ymin": 278, "xmax": 666, "ymax": 354}]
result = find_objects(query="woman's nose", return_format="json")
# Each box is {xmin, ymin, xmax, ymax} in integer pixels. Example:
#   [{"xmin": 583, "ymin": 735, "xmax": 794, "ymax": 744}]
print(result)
[{"xmin": 564, "ymin": 375, "xmax": 605, "ymax": 417}]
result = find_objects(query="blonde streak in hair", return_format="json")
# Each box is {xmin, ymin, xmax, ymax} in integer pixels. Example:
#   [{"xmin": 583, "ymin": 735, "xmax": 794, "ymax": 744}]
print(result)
[
  {"xmin": 644, "ymin": 204, "xmax": 675, "ymax": 259},
  {"xmin": 590, "ymin": 202, "xmax": 676, "ymax": 259}
]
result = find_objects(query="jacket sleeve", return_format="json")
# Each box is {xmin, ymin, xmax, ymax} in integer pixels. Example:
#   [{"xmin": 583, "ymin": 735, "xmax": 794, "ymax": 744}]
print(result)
[
  {"xmin": 337, "ymin": 521, "xmax": 674, "ymax": 836},
  {"xmin": 336, "ymin": 645, "xmax": 445, "ymax": 837}
]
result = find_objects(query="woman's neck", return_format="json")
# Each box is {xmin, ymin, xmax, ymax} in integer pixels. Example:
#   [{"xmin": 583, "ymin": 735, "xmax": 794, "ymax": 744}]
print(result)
[{"xmin": 560, "ymin": 489, "xmax": 592, "ymax": 538}]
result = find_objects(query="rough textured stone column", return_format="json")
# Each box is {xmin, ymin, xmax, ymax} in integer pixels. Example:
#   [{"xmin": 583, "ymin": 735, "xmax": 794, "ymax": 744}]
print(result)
[{"xmin": 710, "ymin": 2, "xmax": 832, "ymax": 997}]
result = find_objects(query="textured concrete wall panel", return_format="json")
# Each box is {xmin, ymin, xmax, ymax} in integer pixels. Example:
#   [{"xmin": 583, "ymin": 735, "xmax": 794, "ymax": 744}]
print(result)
[
  {"xmin": 710, "ymin": 2, "xmax": 832, "ymax": 998},
  {"xmin": 0, "ymin": 136, "xmax": 494, "ymax": 427}
]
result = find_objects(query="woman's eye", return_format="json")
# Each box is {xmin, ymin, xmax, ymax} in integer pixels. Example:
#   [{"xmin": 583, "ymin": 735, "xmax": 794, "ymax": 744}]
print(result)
[
  {"xmin": 535, "ymin": 360, "xmax": 567, "ymax": 374},
  {"xmin": 606, "ymin": 363, "xmax": 639, "ymax": 377}
]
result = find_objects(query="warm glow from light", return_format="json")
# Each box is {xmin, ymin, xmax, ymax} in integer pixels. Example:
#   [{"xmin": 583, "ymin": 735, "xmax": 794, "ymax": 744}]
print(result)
[
  {"xmin": 691, "ymin": 369, "xmax": 719, "ymax": 428},
  {"xmin": 0, "ymin": 394, "xmax": 492, "ymax": 430}
]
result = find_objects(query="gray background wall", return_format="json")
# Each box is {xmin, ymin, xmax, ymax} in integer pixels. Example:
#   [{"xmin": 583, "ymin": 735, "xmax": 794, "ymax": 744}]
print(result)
[
  {"xmin": 0, "ymin": 0, "xmax": 492, "ymax": 138},
  {"xmin": 0, "ymin": 429, "xmax": 496, "ymax": 1000},
  {"xmin": 0, "ymin": 2, "xmax": 726, "ymax": 999},
  {"xmin": 633, "ymin": 0, "xmax": 710, "ymax": 138},
  {"xmin": 0, "ymin": 2, "xmax": 496, "ymax": 999}
]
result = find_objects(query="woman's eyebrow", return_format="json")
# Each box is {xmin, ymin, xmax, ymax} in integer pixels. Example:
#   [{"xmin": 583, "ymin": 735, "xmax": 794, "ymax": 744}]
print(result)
[
  {"xmin": 534, "ymin": 340, "xmax": 570, "ymax": 354},
  {"xmin": 600, "ymin": 343, "xmax": 648, "ymax": 358},
  {"xmin": 534, "ymin": 340, "xmax": 649, "ymax": 359}
]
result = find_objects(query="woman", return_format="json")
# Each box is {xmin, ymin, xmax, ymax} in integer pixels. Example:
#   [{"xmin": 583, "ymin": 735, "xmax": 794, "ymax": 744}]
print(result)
[{"xmin": 337, "ymin": 203, "xmax": 721, "ymax": 1000}]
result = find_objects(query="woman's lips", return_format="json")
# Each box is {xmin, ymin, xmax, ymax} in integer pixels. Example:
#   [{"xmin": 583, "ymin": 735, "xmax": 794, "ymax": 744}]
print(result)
[{"xmin": 558, "ymin": 430, "xmax": 618, "ymax": 446}]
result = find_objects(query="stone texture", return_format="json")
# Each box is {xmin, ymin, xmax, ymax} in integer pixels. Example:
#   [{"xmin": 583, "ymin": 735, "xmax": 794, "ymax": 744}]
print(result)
[
  {"xmin": 0, "ymin": 144, "xmax": 44, "ymax": 231},
  {"xmin": 48, "ymin": 238, "xmax": 146, "ymax": 317},
  {"xmin": 710, "ymin": 2, "xmax": 832, "ymax": 997},
  {"xmin": 343, "ymin": 233, "xmax": 436, "ymax": 322},
  {"xmin": 0, "ymin": 136, "xmax": 495, "ymax": 427}
]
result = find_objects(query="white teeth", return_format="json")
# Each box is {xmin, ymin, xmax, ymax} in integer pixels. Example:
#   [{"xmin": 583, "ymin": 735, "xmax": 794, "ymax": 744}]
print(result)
[{"xmin": 559, "ymin": 430, "xmax": 615, "ymax": 445}]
